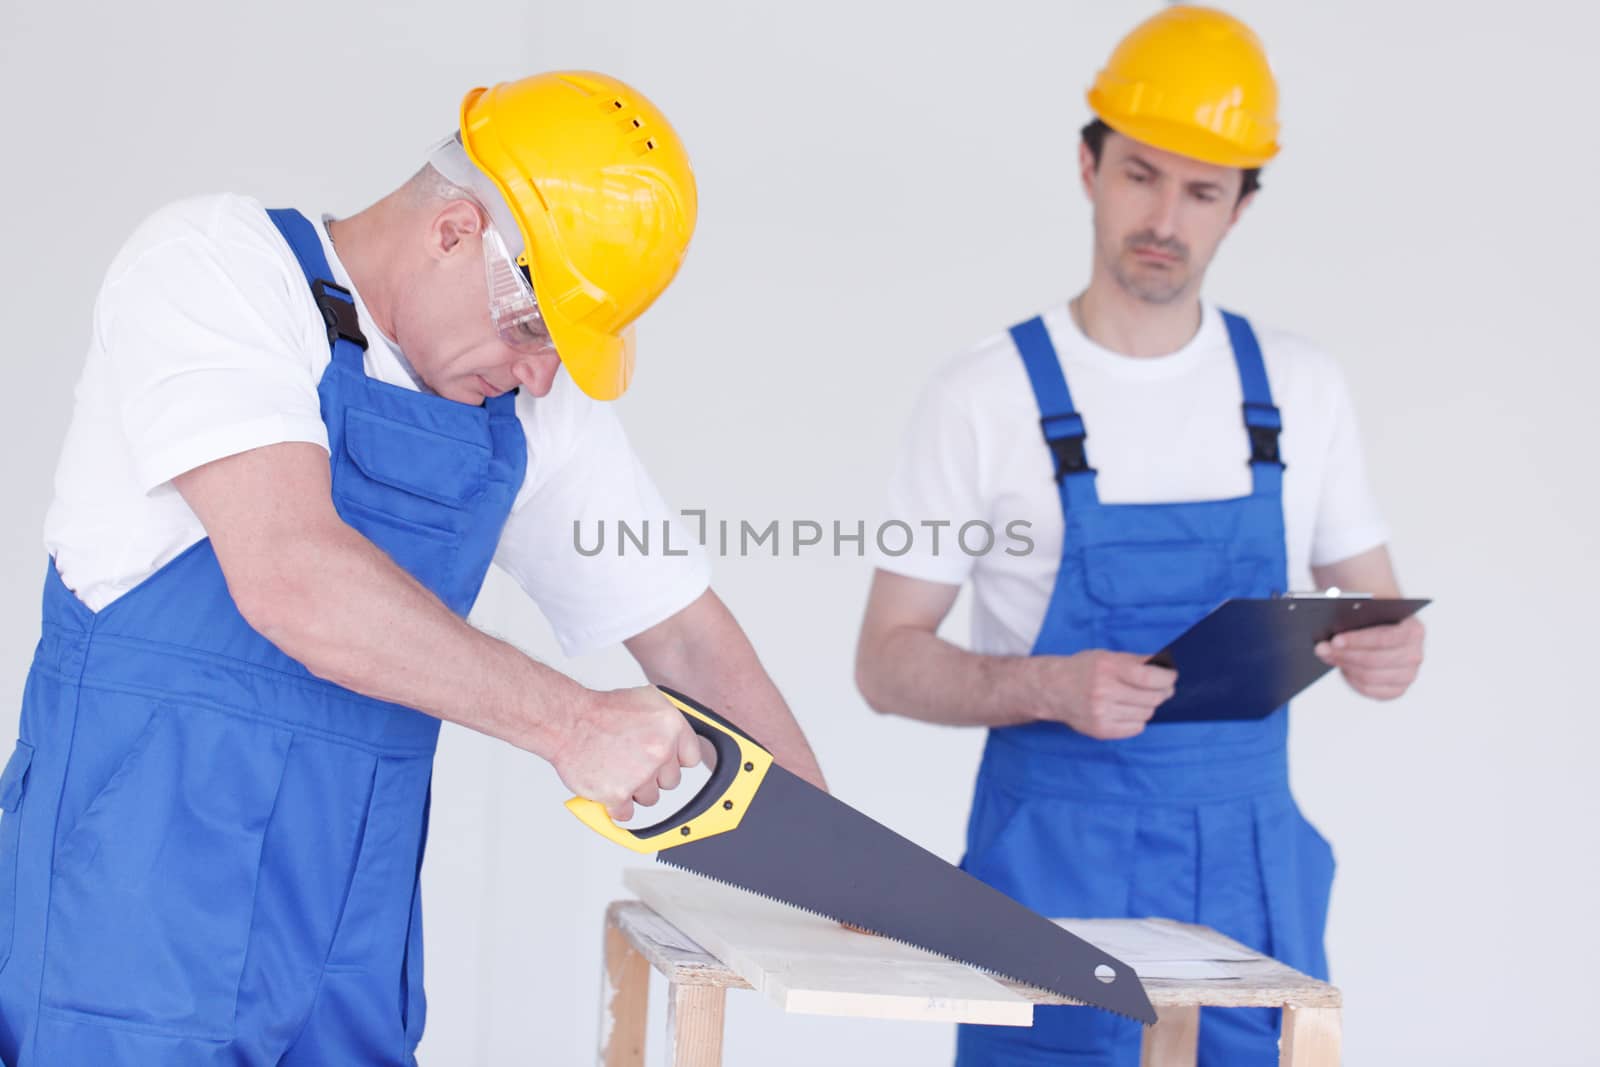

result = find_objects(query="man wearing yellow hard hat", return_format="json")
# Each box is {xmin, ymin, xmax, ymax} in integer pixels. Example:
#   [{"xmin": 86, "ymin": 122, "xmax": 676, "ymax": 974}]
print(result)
[
  {"xmin": 856, "ymin": 8, "xmax": 1425, "ymax": 1064},
  {"xmin": 0, "ymin": 71, "xmax": 823, "ymax": 1064}
]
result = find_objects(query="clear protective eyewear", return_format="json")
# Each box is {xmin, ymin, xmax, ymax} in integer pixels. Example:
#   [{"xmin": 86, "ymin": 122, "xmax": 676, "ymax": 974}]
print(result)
[{"xmin": 482, "ymin": 224, "xmax": 557, "ymax": 353}]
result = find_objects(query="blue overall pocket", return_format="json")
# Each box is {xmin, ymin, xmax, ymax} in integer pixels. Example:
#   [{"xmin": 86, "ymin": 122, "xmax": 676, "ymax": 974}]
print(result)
[
  {"xmin": 337, "ymin": 406, "xmax": 488, "ymax": 542},
  {"xmin": 0, "ymin": 738, "xmax": 36, "ymax": 974},
  {"xmin": 1081, "ymin": 541, "xmax": 1238, "ymax": 653},
  {"xmin": 1253, "ymin": 795, "xmax": 1337, "ymax": 981},
  {"xmin": 41, "ymin": 704, "xmax": 291, "ymax": 1039}
]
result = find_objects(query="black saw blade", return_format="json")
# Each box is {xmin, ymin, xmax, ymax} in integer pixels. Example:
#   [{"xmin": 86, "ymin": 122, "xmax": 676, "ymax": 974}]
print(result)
[{"xmin": 657, "ymin": 763, "xmax": 1156, "ymax": 1024}]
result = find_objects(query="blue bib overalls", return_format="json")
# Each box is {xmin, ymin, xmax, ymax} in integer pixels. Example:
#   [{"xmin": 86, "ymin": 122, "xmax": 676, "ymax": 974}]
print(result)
[
  {"xmin": 0, "ymin": 209, "xmax": 527, "ymax": 1065},
  {"xmin": 955, "ymin": 314, "xmax": 1336, "ymax": 1067}
]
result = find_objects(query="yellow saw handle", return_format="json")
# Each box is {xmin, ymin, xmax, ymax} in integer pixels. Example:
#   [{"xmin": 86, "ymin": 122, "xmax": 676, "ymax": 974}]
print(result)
[{"xmin": 565, "ymin": 687, "xmax": 773, "ymax": 854}]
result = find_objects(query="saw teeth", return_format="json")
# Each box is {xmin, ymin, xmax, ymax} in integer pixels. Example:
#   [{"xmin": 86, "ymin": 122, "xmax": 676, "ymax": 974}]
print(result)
[{"xmin": 653, "ymin": 859, "xmax": 1153, "ymax": 1025}]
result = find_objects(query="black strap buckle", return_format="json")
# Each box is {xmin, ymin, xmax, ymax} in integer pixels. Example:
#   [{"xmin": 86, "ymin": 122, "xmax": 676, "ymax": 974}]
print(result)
[
  {"xmin": 312, "ymin": 279, "xmax": 368, "ymax": 351},
  {"xmin": 1247, "ymin": 424, "xmax": 1283, "ymax": 465},
  {"xmin": 1242, "ymin": 402, "xmax": 1284, "ymax": 467},
  {"xmin": 1040, "ymin": 413, "xmax": 1094, "ymax": 482}
]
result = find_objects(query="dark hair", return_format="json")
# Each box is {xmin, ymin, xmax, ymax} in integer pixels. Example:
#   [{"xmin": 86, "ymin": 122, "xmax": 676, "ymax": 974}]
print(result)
[{"xmin": 1080, "ymin": 118, "xmax": 1260, "ymax": 202}]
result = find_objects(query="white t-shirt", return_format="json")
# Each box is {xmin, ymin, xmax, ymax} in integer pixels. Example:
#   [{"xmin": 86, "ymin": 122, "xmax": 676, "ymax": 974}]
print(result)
[
  {"xmin": 873, "ymin": 301, "xmax": 1389, "ymax": 657},
  {"xmin": 43, "ymin": 194, "xmax": 709, "ymax": 656}
]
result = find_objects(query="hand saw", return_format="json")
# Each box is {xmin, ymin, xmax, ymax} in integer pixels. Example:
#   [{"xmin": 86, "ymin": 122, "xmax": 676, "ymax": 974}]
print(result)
[{"xmin": 566, "ymin": 686, "xmax": 1155, "ymax": 1024}]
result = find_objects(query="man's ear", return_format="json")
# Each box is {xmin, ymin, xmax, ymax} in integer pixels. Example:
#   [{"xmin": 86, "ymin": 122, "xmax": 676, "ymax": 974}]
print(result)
[
  {"xmin": 1078, "ymin": 140, "xmax": 1098, "ymax": 201},
  {"xmin": 1228, "ymin": 188, "xmax": 1258, "ymax": 229},
  {"xmin": 429, "ymin": 198, "xmax": 485, "ymax": 257}
]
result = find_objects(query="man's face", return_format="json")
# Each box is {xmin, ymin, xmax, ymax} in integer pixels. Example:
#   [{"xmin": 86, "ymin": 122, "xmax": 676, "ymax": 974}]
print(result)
[
  {"xmin": 393, "ymin": 201, "xmax": 565, "ymax": 406},
  {"xmin": 1081, "ymin": 131, "xmax": 1253, "ymax": 305}
]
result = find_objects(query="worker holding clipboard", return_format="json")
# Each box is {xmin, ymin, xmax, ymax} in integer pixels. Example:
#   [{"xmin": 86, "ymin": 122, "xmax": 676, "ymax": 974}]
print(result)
[{"xmin": 853, "ymin": 8, "xmax": 1425, "ymax": 1066}]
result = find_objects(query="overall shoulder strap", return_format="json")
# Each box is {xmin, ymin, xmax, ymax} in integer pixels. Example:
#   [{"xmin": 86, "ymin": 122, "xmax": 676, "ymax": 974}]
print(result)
[
  {"xmin": 267, "ymin": 208, "xmax": 368, "ymax": 371},
  {"xmin": 1220, "ymin": 309, "xmax": 1284, "ymax": 496},
  {"xmin": 1009, "ymin": 315, "xmax": 1099, "ymax": 510}
]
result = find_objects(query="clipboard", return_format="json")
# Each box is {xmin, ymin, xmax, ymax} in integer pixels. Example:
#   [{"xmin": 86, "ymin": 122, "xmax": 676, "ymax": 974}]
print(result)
[{"xmin": 1147, "ymin": 595, "xmax": 1430, "ymax": 724}]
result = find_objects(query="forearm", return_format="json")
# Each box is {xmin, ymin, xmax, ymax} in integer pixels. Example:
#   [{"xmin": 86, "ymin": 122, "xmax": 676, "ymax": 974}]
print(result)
[
  {"xmin": 1311, "ymin": 544, "xmax": 1401, "ymax": 596},
  {"xmin": 649, "ymin": 648, "xmax": 824, "ymax": 788},
  {"xmin": 856, "ymin": 624, "xmax": 1040, "ymax": 729},
  {"xmin": 626, "ymin": 590, "xmax": 825, "ymax": 787},
  {"xmin": 241, "ymin": 524, "xmax": 584, "ymax": 758},
  {"xmin": 1310, "ymin": 543, "xmax": 1424, "ymax": 700}
]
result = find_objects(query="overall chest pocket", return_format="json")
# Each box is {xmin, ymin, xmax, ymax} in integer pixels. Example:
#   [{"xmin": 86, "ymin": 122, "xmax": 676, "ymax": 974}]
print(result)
[
  {"xmin": 1079, "ymin": 541, "xmax": 1237, "ymax": 655},
  {"xmin": 1083, "ymin": 541, "xmax": 1232, "ymax": 610},
  {"xmin": 335, "ymin": 407, "xmax": 491, "ymax": 542}
]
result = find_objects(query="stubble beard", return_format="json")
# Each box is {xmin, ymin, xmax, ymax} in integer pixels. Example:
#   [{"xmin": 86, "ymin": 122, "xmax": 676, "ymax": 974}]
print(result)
[{"xmin": 1100, "ymin": 226, "xmax": 1193, "ymax": 305}]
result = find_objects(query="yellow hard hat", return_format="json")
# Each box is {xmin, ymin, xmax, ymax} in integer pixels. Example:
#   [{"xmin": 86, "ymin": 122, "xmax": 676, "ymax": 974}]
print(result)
[
  {"xmin": 459, "ymin": 71, "xmax": 698, "ymax": 400},
  {"xmin": 1088, "ymin": 5, "xmax": 1280, "ymax": 169}
]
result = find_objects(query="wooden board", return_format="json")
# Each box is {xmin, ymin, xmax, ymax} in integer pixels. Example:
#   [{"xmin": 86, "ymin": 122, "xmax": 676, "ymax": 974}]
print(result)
[
  {"xmin": 604, "ymin": 900, "xmax": 1344, "ymax": 1067},
  {"xmin": 624, "ymin": 867, "xmax": 1033, "ymax": 1026},
  {"xmin": 609, "ymin": 900, "xmax": 1341, "ymax": 1012},
  {"xmin": 1008, "ymin": 922, "xmax": 1343, "ymax": 1011}
]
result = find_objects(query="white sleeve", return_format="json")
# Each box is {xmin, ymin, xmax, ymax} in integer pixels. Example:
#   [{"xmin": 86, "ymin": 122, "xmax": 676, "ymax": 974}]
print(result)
[
  {"xmin": 99, "ymin": 203, "xmax": 327, "ymax": 492},
  {"xmin": 1308, "ymin": 359, "xmax": 1390, "ymax": 567},
  {"xmin": 494, "ymin": 396, "xmax": 711, "ymax": 657},
  {"xmin": 870, "ymin": 370, "xmax": 985, "ymax": 586}
]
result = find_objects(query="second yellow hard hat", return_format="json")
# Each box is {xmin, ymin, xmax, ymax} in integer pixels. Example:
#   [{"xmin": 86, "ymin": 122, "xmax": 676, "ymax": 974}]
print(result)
[{"xmin": 1088, "ymin": 5, "xmax": 1280, "ymax": 169}]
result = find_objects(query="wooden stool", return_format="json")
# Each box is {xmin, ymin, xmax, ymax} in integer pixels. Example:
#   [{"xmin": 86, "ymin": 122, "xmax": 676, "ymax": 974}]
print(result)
[{"xmin": 597, "ymin": 901, "xmax": 1341, "ymax": 1067}]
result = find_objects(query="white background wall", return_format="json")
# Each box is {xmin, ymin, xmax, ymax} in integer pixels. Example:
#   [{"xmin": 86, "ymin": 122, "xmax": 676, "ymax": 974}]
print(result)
[{"xmin": 3, "ymin": 2, "xmax": 1596, "ymax": 1064}]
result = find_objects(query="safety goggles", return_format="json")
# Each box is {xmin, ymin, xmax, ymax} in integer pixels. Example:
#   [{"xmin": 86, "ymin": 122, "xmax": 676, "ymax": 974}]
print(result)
[{"xmin": 482, "ymin": 224, "xmax": 557, "ymax": 353}]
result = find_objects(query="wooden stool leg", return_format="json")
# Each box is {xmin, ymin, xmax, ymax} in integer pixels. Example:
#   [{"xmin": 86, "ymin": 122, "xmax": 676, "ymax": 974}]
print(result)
[
  {"xmin": 1140, "ymin": 1004, "xmax": 1200, "ymax": 1067},
  {"xmin": 1279, "ymin": 1005, "xmax": 1341, "ymax": 1067},
  {"xmin": 599, "ymin": 911, "xmax": 651, "ymax": 1067},
  {"xmin": 666, "ymin": 982, "xmax": 726, "ymax": 1067}
]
